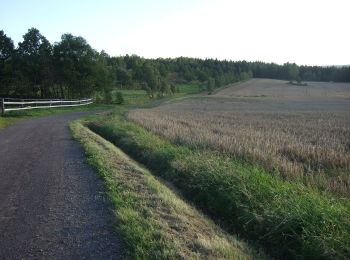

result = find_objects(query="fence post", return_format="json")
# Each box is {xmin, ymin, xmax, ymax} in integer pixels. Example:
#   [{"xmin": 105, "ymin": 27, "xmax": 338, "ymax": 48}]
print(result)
[{"xmin": 1, "ymin": 98, "xmax": 4, "ymax": 115}]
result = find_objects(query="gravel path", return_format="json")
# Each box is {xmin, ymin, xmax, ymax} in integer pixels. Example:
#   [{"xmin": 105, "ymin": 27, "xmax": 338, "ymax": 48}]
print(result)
[{"xmin": 0, "ymin": 112, "xmax": 125, "ymax": 259}]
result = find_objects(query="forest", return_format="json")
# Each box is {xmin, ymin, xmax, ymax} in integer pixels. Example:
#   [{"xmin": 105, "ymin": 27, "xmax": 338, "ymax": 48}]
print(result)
[{"xmin": 1, "ymin": 28, "xmax": 350, "ymax": 99}]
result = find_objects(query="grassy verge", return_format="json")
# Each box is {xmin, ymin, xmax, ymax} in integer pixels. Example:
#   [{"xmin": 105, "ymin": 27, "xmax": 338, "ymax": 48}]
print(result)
[
  {"xmin": 0, "ymin": 83, "xmax": 203, "ymax": 129},
  {"xmin": 114, "ymin": 89, "xmax": 151, "ymax": 106},
  {"xmin": 87, "ymin": 110, "xmax": 350, "ymax": 259},
  {"xmin": 176, "ymin": 83, "xmax": 205, "ymax": 94},
  {"xmin": 70, "ymin": 119, "xmax": 263, "ymax": 259},
  {"xmin": 106, "ymin": 83, "xmax": 205, "ymax": 107},
  {"xmin": 0, "ymin": 103, "xmax": 112, "ymax": 129}
]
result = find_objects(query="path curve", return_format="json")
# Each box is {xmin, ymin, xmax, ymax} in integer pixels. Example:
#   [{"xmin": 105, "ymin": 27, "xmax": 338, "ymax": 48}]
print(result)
[{"xmin": 0, "ymin": 112, "xmax": 125, "ymax": 259}]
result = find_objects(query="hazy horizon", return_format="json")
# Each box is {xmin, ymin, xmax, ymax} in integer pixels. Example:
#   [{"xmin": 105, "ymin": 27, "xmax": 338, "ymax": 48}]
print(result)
[{"xmin": 1, "ymin": 0, "xmax": 349, "ymax": 66}]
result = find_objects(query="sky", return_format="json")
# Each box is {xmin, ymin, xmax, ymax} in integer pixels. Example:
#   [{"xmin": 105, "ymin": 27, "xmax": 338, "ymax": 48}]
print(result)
[{"xmin": 1, "ymin": 0, "xmax": 349, "ymax": 66}]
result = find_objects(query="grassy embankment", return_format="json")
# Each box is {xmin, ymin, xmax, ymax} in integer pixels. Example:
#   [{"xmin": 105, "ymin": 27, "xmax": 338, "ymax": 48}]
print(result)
[
  {"xmin": 71, "ymin": 118, "xmax": 263, "ymax": 259},
  {"xmin": 88, "ymin": 111, "xmax": 349, "ymax": 259},
  {"xmin": 81, "ymin": 84, "xmax": 350, "ymax": 259},
  {"xmin": 71, "ymin": 84, "xmax": 268, "ymax": 259},
  {"xmin": 128, "ymin": 105, "xmax": 350, "ymax": 198}
]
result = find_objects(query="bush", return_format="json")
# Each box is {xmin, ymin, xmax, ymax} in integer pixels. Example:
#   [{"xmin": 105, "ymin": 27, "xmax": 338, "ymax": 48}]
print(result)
[
  {"xmin": 93, "ymin": 92, "xmax": 104, "ymax": 103},
  {"xmin": 115, "ymin": 91, "xmax": 124, "ymax": 105},
  {"xmin": 104, "ymin": 90, "xmax": 113, "ymax": 104}
]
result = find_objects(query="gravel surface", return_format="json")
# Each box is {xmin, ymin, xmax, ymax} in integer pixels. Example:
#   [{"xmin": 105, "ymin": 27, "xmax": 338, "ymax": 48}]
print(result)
[{"xmin": 0, "ymin": 112, "xmax": 125, "ymax": 259}]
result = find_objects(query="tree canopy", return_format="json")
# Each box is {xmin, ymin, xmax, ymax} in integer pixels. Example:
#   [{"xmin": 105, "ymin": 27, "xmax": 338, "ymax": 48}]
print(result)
[{"xmin": 1, "ymin": 28, "xmax": 349, "ymax": 99}]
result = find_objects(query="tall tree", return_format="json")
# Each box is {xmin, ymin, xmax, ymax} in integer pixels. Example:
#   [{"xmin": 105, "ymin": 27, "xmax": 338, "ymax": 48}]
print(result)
[
  {"xmin": 17, "ymin": 28, "xmax": 52, "ymax": 97},
  {"xmin": 53, "ymin": 34, "xmax": 103, "ymax": 98},
  {"xmin": 0, "ymin": 30, "xmax": 14, "ymax": 61},
  {"xmin": 284, "ymin": 62, "xmax": 300, "ymax": 81},
  {"xmin": 142, "ymin": 63, "xmax": 159, "ymax": 97},
  {"xmin": 0, "ymin": 30, "xmax": 15, "ymax": 95}
]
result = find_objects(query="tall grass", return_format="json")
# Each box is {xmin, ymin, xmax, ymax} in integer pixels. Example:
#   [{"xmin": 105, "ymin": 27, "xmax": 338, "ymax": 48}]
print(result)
[
  {"xmin": 88, "ymin": 111, "xmax": 350, "ymax": 259},
  {"xmin": 71, "ymin": 120, "xmax": 262, "ymax": 259},
  {"xmin": 128, "ymin": 105, "xmax": 350, "ymax": 197}
]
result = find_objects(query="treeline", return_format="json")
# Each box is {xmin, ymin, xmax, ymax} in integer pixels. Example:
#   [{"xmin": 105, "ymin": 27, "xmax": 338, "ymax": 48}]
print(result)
[
  {"xmin": 108, "ymin": 56, "xmax": 253, "ymax": 96},
  {"xmin": 0, "ymin": 28, "xmax": 111, "ymax": 99},
  {"xmin": 251, "ymin": 62, "xmax": 350, "ymax": 83},
  {"xmin": 1, "ymin": 28, "xmax": 349, "ymax": 99}
]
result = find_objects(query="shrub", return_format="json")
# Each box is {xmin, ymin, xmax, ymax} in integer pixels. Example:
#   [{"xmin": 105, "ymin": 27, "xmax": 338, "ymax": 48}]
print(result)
[{"xmin": 115, "ymin": 91, "xmax": 124, "ymax": 105}]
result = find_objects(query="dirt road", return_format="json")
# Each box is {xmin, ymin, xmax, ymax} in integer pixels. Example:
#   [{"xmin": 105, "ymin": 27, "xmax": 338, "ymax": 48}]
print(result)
[{"xmin": 0, "ymin": 112, "xmax": 125, "ymax": 259}]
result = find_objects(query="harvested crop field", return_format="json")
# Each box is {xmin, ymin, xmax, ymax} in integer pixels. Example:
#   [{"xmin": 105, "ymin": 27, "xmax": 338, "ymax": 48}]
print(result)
[{"xmin": 128, "ymin": 79, "xmax": 350, "ymax": 197}]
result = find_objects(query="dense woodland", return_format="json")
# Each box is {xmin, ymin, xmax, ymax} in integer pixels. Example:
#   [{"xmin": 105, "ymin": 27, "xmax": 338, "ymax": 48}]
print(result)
[{"xmin": 1, "ymin": 28, "xmax": 350, "ymax": 99}]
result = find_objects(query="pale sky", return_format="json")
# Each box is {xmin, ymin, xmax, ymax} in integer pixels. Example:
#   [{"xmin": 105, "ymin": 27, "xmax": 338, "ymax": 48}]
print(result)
[{"xmin": 1, "ymin": 0, "xmax": 349, "ymax": 66}]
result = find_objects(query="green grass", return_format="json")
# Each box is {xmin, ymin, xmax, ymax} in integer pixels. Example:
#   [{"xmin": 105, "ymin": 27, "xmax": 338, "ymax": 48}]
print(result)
[
  {"xmin": 6, "ymin": 83, "xmax": 348, "ymax": 258},
  {"xmin": 70, "ymin": 119, "xmax": 263, "ymax": 259},
  {"xmin": 114, "ymin": 83, "xmax": 205, "ymax": 106},
  {"xmin": 0, "ymin": 83, "xmax": 201, "ymax": 129},
  {"xmin": 115, "ymin": 89, "xmax": 151, "ymax": 106},
  {"xmin": 0, "ymin": 116, "xmax": 19, "ymax": 129},
  {"xmin": 87, "ymin": 110, "xmax": 350, "ymax": 259},
  {"xmin": 0, "ymin": 103, "xmax": 112, "ymax": 129},
  {"xmin": 176, "ymin": 83, "xmax": 205, "ymax": 94}
]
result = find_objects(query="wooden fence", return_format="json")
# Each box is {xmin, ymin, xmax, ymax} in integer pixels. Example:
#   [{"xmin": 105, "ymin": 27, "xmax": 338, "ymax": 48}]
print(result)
[{"xmin": 0, "ymin": 98, "xmax": 93, "ymax": 114}]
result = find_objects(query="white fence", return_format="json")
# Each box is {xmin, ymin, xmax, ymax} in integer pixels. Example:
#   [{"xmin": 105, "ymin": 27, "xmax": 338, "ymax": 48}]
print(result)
[{"xmin": 1, "ymin": 98, "xmax": 93, "ymax": 114}]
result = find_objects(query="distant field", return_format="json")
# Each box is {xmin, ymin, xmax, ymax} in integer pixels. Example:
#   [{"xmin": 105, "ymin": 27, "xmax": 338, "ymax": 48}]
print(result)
[
  {"xmin": 216, "ymin": 78, "xmax": 350, "ymax": 100},
  {"xmin": 129, "ymin": 79, "xmax": 350, "ymax": 197}
]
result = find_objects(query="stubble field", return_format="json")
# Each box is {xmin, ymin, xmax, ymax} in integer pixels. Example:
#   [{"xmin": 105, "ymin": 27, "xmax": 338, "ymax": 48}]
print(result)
[{"xmin": 128, "ymin": 79, "xmax": 350, "ymax": 197}]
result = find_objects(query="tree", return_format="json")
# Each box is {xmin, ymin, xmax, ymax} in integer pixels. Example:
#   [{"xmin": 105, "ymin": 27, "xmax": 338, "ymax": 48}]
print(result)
[
  {"xmin": 0, "ymin": 30, "xmax": 15, "ymax": 95},
  {"xmin": 95, "ymin": 50, "xmax": 114, "ymax": 94},
  {"xmin": 160, "ymin": 79, "xmax": 170, "ymax": 95},
  {"xmin": 142, "ymin": 63, "xmax": 159, "ymax": 98},
  {"xmin": 16, "ymin": 28, "xmax": 53, "ymax": 97},
  {"xmin": 207, "ymin": 78, "xmax": 215, "ymax": 94},
  {"xmin": 284, "ymin": 62, "xmax": 299, "ymax": 81},
  {"xmin": 53, "ymin": 33, "xmax": 104, "ymax": 98},
  {"xmin": 115, "ymin": 91, "xmax": 124, "ymax": 104},
  {"xmin": 170, "ymin": 84, "xmax": 176, "ymax": 94},
  {"xmin": 0, "ymin": 30, "xmax": 14, "ymax": 61},
  {"xmin": 103, "ymin": 90, "xmax": 113, "ymax": 104},
  {"xmin": 116, "ymin": 67, "xmax": 132, "ymax": 88},
  {"xmin": 3, "ymin": 28, "xmax": 350, "ymax": 99}
]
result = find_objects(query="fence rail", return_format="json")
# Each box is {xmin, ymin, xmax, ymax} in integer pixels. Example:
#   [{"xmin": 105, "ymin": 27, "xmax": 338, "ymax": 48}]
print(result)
[{"xmin": 1, "ymin": 98, "xmax": 93, "ymax": 114}]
